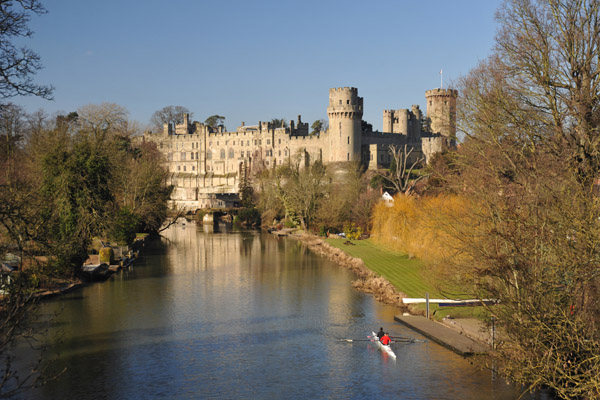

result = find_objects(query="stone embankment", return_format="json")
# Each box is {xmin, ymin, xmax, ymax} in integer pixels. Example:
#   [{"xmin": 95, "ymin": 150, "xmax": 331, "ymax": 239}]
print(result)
[{"xmin": 295, "ymin": 234, "xmax": 408, "ymax": 309}]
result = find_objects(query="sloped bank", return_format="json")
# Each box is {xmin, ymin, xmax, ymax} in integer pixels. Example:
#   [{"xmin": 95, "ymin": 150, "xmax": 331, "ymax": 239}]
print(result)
[{"xmin": 295, "ymin": 234, "xmax": 408, "ymax": 309}]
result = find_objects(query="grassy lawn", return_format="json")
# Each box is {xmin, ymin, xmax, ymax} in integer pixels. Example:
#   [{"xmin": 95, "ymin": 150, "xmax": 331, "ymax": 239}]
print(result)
[
  {"xmin": 324, "ymin": 238, "xmax": 440, "ymax": 298},
  {"xmin": 324, "ymin": 237, "xmax": 486, "ymax": 320}
]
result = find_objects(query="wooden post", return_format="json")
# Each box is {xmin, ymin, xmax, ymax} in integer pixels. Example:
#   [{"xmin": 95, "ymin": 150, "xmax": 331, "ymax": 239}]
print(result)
[{"xmin": 491, "ymin": 316, "xmax": 495, "ymax": 349}]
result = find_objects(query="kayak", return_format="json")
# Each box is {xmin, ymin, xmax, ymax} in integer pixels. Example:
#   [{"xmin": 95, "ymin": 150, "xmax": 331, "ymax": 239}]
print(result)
[{"xmin": 371, "ymin": 331, "xmax": 397, "ymax": 359}]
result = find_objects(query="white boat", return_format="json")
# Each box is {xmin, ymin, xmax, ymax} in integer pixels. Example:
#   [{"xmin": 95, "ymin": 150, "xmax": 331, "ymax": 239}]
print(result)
[{"xmin": 371, "ymin": 331, "xmax": 396, "ymax": 359}]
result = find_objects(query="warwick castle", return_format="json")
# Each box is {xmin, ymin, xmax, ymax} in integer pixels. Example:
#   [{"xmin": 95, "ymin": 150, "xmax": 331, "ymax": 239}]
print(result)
[{"xmin": 143, "ymin": 87, "xmax": 457, "ymax": 210}]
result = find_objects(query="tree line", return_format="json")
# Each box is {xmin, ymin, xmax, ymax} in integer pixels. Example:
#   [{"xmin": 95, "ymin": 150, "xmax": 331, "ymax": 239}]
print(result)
[{"xmin": 1, "ymin": 102, "xmax": 172, "ymax": 276}]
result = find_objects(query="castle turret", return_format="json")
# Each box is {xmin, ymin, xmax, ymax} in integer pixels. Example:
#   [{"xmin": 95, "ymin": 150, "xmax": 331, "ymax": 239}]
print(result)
[
  {"xmin": 327, "ymin": 87, "xmax": 363, "ymax": 162},
  {"xmin": 175, "ymin": 113, "xmax": 190, "ymax": 135},
  {"xmin": 383, "ymin": 109, "xmax": 409, "ymax": 134},
  {"xmin": 425, "ymin": 88, "xmax": 457, "ymax": 139},
  {"xmin": 409, "ymin": 105, "xmax": 422, "ymax": 143}
]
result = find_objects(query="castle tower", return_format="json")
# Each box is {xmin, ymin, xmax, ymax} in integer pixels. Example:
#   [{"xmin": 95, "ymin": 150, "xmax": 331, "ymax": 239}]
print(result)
[
  {"xmin": 383, "ymin": 109, "xmax": 409, "ymax": 134},
  {"xmin": 327, "ymin": 87, "xmax": 363, "ymax": 162},
  {"xmin": 425, "ymin": 88, "xmax": 457, "ymax": 139}
]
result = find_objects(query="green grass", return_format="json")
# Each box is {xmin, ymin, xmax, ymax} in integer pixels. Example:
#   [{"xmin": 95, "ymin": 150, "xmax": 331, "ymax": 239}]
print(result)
[
  {"xmin": 324, "ymin": 237, "xmax": 486, "ymax": 320},
  {"xmin": 324, "ymin": 238, "xmax": 440, "ymax": 298}
]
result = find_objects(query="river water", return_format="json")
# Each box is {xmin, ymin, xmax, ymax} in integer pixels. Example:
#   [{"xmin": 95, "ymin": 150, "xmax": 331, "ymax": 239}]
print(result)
[{"xmin": 23, "ymin": 222, "xmax": 540, "ymax": 399}]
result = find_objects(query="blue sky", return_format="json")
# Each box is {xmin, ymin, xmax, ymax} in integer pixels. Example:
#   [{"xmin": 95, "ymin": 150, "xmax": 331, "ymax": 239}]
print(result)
[{"xmin": 16, "ymin": 0, "xmax": 502, "ymax": 132}]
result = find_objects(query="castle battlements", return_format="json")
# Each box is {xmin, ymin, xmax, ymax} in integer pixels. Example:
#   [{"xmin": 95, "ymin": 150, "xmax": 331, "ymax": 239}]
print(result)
[
  {"xmin": 425, "ymin": 88, "xmax": 458, "ymax": 97},
  {"xmin": 330, "ymin": 87, "xmax": 358, "ymax": 93}
]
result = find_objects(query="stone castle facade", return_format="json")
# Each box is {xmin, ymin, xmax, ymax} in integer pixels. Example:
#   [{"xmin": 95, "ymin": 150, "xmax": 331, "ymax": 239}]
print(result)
[{"xmin": 143, "ymin": 87, "xmax": 457, "ymax": 210}]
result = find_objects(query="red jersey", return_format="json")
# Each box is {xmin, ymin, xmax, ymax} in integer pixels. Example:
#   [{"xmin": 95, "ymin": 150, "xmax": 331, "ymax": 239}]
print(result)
[{"xmin": 380, "ymin": 335, "xmax": 391, "ymax": 345}]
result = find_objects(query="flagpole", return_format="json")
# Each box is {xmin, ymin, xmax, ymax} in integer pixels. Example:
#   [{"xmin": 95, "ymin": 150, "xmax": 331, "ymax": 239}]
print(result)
[{"xmin": 440, "ymin": 69, "xmax": 443, "ymax": 89}]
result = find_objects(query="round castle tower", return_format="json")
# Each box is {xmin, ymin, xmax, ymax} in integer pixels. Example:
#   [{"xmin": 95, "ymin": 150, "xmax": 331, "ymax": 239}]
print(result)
[
  {"xmin": 327, "ymin": 87, "xmax": 363, "ymax": 162},
  {"xmin": 425, "ymin": 88, "xmax": 458, "ymax": 139}
]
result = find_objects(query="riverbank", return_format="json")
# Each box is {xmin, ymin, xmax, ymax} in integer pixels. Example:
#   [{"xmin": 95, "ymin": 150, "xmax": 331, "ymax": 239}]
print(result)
[
  {"xmin": 22, "ymin": 234, "xmax": 148, "ymax": 301},
  {"xmin": 292, "ymin": 233, "xmax": 493, "ymax": 353},
  {"xmin": 295, "ymin": 234, "xmax": 409, "ymax": 309}
]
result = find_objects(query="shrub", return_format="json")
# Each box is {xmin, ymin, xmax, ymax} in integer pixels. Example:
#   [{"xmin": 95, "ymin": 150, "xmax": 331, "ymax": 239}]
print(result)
[{"xmin": 343, "ymin": 222, "xmax": 362, "ymax": 240}]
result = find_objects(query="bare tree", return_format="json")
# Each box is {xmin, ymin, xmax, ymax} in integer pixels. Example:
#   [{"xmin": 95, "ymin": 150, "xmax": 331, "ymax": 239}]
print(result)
[
  {"xmin": 0, "ymin": 0, "xmax": 53, "ymax": 99},
  {"xmin": 150, "ymin": 106, "xmax": 191, "ymax": 132},
  {"xmin": 440, "ymin": 0, "xmax": 600, "ymax": 397},
  {"xmin": 374, "ymin": 144, "xmax": 425, "ymax": 195},
  {"xmin": 77, "ymin": 103, "xmax": 129, "ymax": 135}
]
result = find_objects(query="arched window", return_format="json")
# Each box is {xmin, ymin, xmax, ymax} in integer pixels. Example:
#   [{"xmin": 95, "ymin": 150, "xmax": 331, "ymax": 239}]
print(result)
[
  {"xmin": 220, "ymin": 149, "xmax": 226, "ymax": 159},
  {"xmin": 228, "ymin": 148, "xmax": 234, "ymax": 159}
]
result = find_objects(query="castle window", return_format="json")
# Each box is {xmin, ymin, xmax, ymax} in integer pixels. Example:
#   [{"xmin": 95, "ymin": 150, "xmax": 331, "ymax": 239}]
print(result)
[
  {"xmin": 192, "ymin": 166, "xmax": 195, "ymax": 171},
  {"xmin": 279, "ymin": 150, "xmax": 281, "ymax": 156},
  {"xmin": 278, "ymin": 139, "xmax": 281, "ymax": 144},
  {"xmin": 180, "ymin": 152, "xmax": 186, "ymax": 161},
  {"xmin": 217, "ymin": 141, "xmax": 219, "ymax": 146},
  {"xmin": 207, "ymin": 151, "xmax": 212, "ymax": 160},
  {"xmin": 339, "ymin": 100, "xmax": 342, "ymax": 105},
  {"xmin": 347, "ymin": 136, "xmax": 350, "ymax": 144},
  {"xmin": 177, "ymin": 166, "xmax": 181, "ymax": 171},
  {"xmin": 191, "ymin": 153, "xmax": 194, "ymax": 160},
  {"xmin": 196, "ymin": 152, "xmax": 198, "ymax": 159},
  {"xmin": 220, "ymin": 149, "xmax": 225, "ymax": 159},
  {"xmin": 247, "ymin": 140, "xmax": 250, "ymax": 145},
  {"xmin": 267, "ymin": 139, "xmax": 270, "ymax": 145},
  {"xmin": 429, "ymin": 101, "xmax": 432, "ymax": 106},
  {"xmin": 347, "ymin": 100, "xmax": 350, "ymax": 104},
  {"xmin": 183, "ymin": 166, "xmax": 186, "ymax": 171},
  {"xmin": 347, "ymin": 153, "xmax": 349, "ymax": 160},
  {"xmin": 228, "ymin": 148, "xmax": 234, "ymax": 159}
]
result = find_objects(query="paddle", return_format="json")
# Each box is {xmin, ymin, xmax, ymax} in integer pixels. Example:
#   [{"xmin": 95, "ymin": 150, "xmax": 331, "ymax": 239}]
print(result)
[
  {"xmin": 338, "ymin": 338, "xmax": 424, "ymax": 344},
  {"xmin": 367, "ymin": 335, "xmax": 425, "ymax": 343}
]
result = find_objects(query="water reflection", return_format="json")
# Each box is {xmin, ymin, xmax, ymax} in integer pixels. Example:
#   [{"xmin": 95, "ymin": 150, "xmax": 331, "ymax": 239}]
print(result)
[{"xmin": 22, "ymin": 222, "xmax": 545, "ymax": 399}]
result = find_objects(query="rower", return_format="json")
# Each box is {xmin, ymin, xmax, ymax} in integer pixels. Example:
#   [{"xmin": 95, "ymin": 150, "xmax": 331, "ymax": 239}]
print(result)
[
  {"xmin": 376, "ymin": 327, "xmax": 385, "ymax": 340},
  {"xmin": 380, "ymin": 332, "xmax": 391, "ymax": 345}
]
